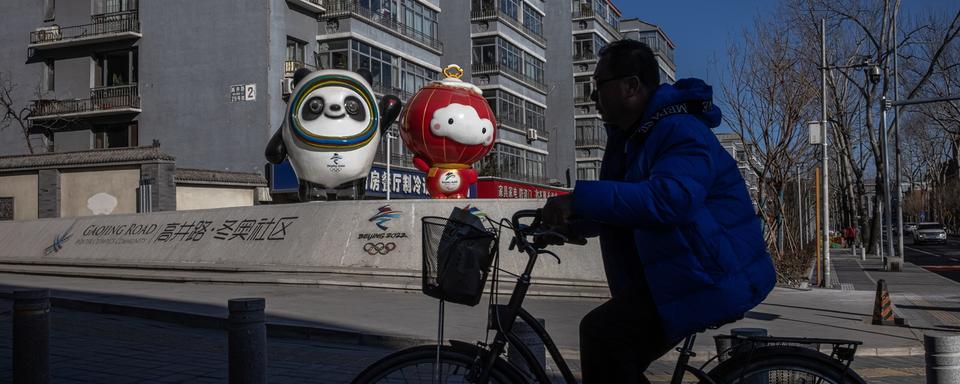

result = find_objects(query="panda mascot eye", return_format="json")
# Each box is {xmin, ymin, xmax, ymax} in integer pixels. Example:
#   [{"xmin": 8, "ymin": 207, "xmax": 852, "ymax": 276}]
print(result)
[
  {"xmin": 302, "ymin": 97, "xmax": 324, "ymax": 121},
  {"xmin": 344, "ymin": 96, "xmax": 366, "ymax": 122}
]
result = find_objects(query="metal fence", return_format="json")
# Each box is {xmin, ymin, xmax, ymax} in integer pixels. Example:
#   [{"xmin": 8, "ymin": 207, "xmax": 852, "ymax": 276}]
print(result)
[
  {"xmin": 323, "ymin": 1, "xmax": 443, "ymax": 51},
  {"xmin": 30, "ymin": 10, "xmax": 140, "ymax": 45},
  {"xmin": 32, "ymin": 84, "xmax": 140, "ymax": 118}
]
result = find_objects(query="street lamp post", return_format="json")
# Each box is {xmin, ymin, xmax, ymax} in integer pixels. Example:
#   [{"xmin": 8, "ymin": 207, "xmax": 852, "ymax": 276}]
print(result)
[
  {"xmin": 385, "ymin": 128, "xmax": 395, "ymax": 201},
  {"xmin": 820, "ymin": 19, "xmax": 831, "ymax": 287}
]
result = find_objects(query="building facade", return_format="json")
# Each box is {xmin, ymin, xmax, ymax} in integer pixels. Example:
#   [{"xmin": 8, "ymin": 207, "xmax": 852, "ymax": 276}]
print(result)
[{"xmin": 1, "ymin": 1, "xmax": 680, "ymax": 210}]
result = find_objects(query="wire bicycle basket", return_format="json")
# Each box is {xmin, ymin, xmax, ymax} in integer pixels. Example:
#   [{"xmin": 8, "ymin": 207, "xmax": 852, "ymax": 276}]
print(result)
[{"xmin": 421, "ymin": 214, "xmax": 499, "ymax": 306}]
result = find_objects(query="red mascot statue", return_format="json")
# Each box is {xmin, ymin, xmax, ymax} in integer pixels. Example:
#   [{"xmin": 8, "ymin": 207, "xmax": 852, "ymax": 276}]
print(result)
[{"xmin": 400, "ymin": 65, "xmax": 497, "ymax": 198}]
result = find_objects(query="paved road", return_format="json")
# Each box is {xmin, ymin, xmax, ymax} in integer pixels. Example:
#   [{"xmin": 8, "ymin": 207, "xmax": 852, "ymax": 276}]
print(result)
[
  {"xmin": 1, "ymin": 299, "xmax": 926, "ymax": 383},
  {"xmin": 903, "ymin": 236, "xmax": 960, "ymax": 283}
]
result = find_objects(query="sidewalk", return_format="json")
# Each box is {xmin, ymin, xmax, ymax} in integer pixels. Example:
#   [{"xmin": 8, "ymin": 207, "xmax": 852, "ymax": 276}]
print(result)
[
  {"xmin": 831, "ymin": 252, "xmax": 960, "ymax": 335},
  {"xmin": 0, "ymin": 271, "xmax": 925, "ymax": 359}
]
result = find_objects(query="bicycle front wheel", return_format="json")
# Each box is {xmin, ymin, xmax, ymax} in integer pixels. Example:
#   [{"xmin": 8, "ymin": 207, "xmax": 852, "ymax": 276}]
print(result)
[
  {"xmin": 352, "ymin": 345, "xmax": 525, "ymax": 384},
  {"xmin": 708, "ymin": 346, "xmax": 866, "ymax": 384}
]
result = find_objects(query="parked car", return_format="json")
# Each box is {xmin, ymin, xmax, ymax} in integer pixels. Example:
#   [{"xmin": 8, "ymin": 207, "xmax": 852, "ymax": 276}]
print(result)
[
  {"xmin": 913, "ymin": 222, "xmax": 947, "ymax": 245},
  {"xmin": 903, "ymin": 222, "xmax": 918, "ymax": 235}
]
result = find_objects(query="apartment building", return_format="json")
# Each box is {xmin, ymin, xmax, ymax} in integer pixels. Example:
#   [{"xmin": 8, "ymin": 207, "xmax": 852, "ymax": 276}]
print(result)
[
  {"xmin": 571, "ymin": 0, "xmax": 622, "ymax": 182},
  {"xmin": 620, "ymin": 18, "xmax": 676, "ymax": 84},
  {"xmin": 1, "ymin": 0, "xmax": 325, "ymax": 173}
]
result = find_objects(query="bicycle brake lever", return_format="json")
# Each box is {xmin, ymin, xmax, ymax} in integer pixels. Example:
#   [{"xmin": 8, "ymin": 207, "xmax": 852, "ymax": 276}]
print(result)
[{"xmin": 539, "ymin": 249, "xmax": 561, "ymax": 265}]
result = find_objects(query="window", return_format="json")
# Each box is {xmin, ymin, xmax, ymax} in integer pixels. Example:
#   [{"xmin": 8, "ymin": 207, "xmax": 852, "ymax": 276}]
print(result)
[
  {"xmin": 318, "ymin": 40, "xmax": 349, "ymax": 69},
  {"xmin": 495, "ymin": 90, "xmax": 523, "ymax": 128},
  {"xmin": 95, "ymin": 50, "xmax": 137, "ymax": 87},
  {"xmin": 43, "ymin": 61, "xmax": 55, "ymax": 92},
  {"xmin": 522, "ymin": 6, "xmax": 542, "ymax": 36},
  {"xmin": 400, "ymin": 60, "xmax": 436, "ymax": 96},
  {"xmin": 94, "ymin": 123, "xmax": 136, "ymax": 149},
  {"xmin": 400, "ymin": 0, "xmax": 438, "ymax": 40},
  {"xmin": 472, "ymin": 0, "xmax": 495, "ymax": 13},
  {"xmin": 43, "ymin": 0, "xmax": 55, "ymax": 21},
  {"xmin": 592, "ymin": 0, "xmax": 606, "ymax": 19},
  {"xmin": 523, "ymin": 53, "xmax": 544, "ymax": 84},
  {"xmin": 576, "ymin": 119, "xmax": 604, "ymax": 147},
  {"xmin": 497, "ymin": 144, "xmax": 524, "ymax": 179},
  {"xmin": 360, "ymin": 0, "xmax": 395, "ymax": 20},
  {"xmin": 498, "ymin": 38, "xmax": 522, "ymax": 73},
  {"xmin": 499, "ymin": 0, "xmax": 519, "ymax": 20},
  {"xmin": 352, "ymin": 40, "xmax": 398, "ymax": 89},
  {"xmin": 574, "ymin": 76, "xmax": 592, "ymax": 101},
  {"xmin": 572, "ymin": 0, "xmax": 592, "ymax": 14},
  {"xmin": 472, "ymin": 37, "xmax": 497, "ymax": 68},
  {"xmin": 577, "ymin": 161, "xmax": 600, "ymax": 181},
  {"xmin": 525, "ymin": 103, "xmax": 544, "ymax": 132},
  {"xmin": 573, "ymin": 34, "xmax": 594, "ymax": 60},
  {"xmin": 594, "ymin": 35, "xmax": 608, "ymax": 56},
  {"xmin": 286, "ymin": 38, "xmax": 306, "ymax": 63},
  {"xmin": 526, "ymin": 152, "xmax": 545, "ymax": 182},
  {"xmin": 94, "ymin": 0, "xmax": 136, "ymax": 15}
]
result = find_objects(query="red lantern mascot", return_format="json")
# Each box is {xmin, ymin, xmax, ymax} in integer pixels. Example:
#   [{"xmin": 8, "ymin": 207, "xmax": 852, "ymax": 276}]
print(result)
[{"xmin": 400, "ymin": 65, "xmax": 496, "ymax": 198}]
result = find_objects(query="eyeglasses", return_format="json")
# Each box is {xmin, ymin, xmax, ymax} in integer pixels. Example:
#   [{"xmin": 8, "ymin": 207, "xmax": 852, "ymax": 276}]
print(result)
[
  {"xmin": 592, "ymin": 74, "xmax": 638, "ymax": 90},
  {"xmin": 590, "ymin": 75, "xmax": 638, "ymax": 102}
]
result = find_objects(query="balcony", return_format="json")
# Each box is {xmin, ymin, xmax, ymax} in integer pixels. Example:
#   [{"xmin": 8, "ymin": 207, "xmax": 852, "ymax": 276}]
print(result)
[
  {"xmin": 472, "ymin": 62, "xmax": 548, "ymax": 94},
  {"xmin": 574, "ymin": 95, "xmax": 593, "ymax": 104},
  {"xmin": 573, "ymin": 52, "xmax": 597, "ymax": 62},
  {"xmin": 286, "ymin": 0, "xmax": 325, "ymax": 14},
  {"xmin": 571, "ymin": 8, "xmax": 619, "ymax": 37},
  {"xmin": 469, "ymin": 8, "xmax": 546, "ymax": 47},
  {"xmin": 28, "ymin": 11, "xmax": 140, "ymax": 55},
  {"xmin": 323, "ymin": 1, "xmax": 443, "ymax": 53},
  {"xmin": 30, "ymin": 84, "xmax": 140, "ymax": 121},
  {"xmin": 371, "ymin": 83, "xmax": 415, "ymax": 102},
  {"xmin": 576, "ymin": 137, "xmax": 606, "ymax": 148}
]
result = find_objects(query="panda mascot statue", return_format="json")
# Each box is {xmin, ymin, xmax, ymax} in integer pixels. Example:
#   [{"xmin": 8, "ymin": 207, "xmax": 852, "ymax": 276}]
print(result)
[{"xmin": 266, "ymin": 68, "xmax": 402, "ymax": 201}]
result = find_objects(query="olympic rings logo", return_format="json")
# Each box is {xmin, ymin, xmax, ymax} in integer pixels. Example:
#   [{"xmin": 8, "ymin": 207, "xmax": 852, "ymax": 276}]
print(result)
[{"xmin": 363, "ymin": 242, "xmax": 397, "ymax": 255}]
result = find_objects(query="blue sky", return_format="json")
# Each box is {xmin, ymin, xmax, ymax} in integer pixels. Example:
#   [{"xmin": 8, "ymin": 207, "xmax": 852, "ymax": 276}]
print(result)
[{"xmin": 613, "ymin": 0, "xmax": 959, "ymax": 82}]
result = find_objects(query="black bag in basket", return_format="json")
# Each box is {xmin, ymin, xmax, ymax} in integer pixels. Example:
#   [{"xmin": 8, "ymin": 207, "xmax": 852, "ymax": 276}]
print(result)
[{"xmin": 426, "ymin": 207, "xmax": 497, "ymax": 306}]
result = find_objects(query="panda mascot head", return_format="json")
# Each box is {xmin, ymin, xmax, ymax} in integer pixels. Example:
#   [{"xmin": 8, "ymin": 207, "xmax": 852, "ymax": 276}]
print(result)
[{"xmin": 266, "ymin": 68, "xmax": 402, "ymax": 201}]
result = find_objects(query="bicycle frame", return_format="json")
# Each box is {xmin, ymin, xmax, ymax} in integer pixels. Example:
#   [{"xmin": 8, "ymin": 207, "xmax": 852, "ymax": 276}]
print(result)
[{"xmin": 470, "ymin": 210, "xmax": 717, "ymax": 384}]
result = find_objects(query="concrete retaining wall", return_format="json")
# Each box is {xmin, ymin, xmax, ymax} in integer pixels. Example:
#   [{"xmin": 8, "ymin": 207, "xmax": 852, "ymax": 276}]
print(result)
[{"xmin": 0, "ymin": 199, "xmax": 607, "ymax": 283}]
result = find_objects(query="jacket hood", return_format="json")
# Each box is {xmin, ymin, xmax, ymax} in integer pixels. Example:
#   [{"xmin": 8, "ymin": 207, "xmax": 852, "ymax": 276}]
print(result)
[{"xmin": 640, "ymin": 78, "xmax": 722, "ymax": 129}]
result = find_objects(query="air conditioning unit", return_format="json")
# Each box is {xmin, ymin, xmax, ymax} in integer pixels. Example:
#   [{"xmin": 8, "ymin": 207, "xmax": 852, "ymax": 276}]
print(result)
[
  {"xmin": 526, "ymin": 128, "xmax": 538, "ymax": 142},
  {"xmin": 282, "ymin": 77, "xmax": 294, "ymax": 96}
]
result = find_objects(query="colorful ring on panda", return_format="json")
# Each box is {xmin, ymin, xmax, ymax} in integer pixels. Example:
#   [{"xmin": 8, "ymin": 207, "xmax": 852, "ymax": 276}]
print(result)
[{"xmin": 289, "ymin": 74, "xmax": 380, "ymax": 150}]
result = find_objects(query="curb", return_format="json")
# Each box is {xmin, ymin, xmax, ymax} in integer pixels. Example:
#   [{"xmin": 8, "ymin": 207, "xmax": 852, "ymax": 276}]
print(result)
[{"xmin": 0, "ymin": 290, "xmax": 432, "ymax": 351}]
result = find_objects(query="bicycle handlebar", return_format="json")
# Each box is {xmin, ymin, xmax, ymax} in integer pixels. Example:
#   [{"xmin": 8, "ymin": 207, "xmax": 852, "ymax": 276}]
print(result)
[{"xmin": 510, "ymin": 209, "xmax": 588, "ymax": 251}]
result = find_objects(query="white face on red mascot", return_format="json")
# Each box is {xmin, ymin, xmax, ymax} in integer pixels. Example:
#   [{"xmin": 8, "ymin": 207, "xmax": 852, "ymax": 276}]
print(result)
[{"xmin": 400, "ymin": 76, "xmax": 497, "ymax": 166}]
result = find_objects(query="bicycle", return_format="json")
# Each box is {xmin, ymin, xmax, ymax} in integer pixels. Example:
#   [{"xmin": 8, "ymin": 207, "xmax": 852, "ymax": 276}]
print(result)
[{"xmin": 353, "ymin": 208, "xmax": 867, "ymax": 383}]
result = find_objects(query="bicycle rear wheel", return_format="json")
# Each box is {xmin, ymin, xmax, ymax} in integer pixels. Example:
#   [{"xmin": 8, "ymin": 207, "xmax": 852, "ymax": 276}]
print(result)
[
  {"xmin": 352, "ymin": 345, "xmax": 525, "ymax": 384},
  {"xmin": 708, "ymin": 346, "xmax": 866, "ymax": 384}
]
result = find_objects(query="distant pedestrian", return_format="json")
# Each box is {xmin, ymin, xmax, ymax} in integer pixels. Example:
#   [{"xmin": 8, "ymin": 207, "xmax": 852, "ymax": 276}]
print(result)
[{"xmin": 843, "ymin": 225, "xmax": 856, "ymax": 248}]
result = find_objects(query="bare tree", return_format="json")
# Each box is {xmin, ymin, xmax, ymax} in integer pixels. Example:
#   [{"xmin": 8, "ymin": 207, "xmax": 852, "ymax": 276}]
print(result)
[
  {"xmin": 0, "ymin": 72, "xmax": 42, "ymax": 154},
  {"xmin": 720, "ymin": 10, "xmax": 819, "ymax": 266}
]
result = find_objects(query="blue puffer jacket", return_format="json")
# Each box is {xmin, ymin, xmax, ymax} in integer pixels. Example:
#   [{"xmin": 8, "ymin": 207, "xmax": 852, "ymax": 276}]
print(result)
[{"xmin": 572, "ymin": 79, "xmax": 775, "ymax": 344}]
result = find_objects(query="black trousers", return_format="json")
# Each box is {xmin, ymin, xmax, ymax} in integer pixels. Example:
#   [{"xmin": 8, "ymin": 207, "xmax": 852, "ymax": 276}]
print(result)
[{"xmin": 579, "ymin": 293, "xmax": 675, "ymax": 384}]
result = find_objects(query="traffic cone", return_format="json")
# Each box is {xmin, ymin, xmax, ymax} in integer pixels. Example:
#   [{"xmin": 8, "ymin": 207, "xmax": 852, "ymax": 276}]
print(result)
[{"xmin": 872, "ymin": 279, "xmax": 906, "ymax": 326}]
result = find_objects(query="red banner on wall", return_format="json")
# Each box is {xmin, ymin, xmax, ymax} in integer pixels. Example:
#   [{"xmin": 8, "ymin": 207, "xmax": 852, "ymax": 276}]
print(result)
[{"xmin": 472, "ymin": 178, "xmax": 570, "ymax": 199}]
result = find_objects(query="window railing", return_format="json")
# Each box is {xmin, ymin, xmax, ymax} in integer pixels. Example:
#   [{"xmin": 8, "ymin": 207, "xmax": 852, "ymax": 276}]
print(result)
[
  {"xmin": 571, "ymin": 8, "xmax": 619, "ymax": 35},
  {"xmin": 573, "ymin": 51, "xmax": 596, "ymax": 61},
  {"xmin": 469, "ymin": 7, "xmax": 546, "ymax": 46},
  {"xmin": 371, "ymin": 82, "xmax": 415, "ymax": 102},
  {"xmin": 471, "ymin": 62, "xmax": 548, "ymax": 93},
  {"xmin": 574, "ymin": 95, "xmax": 593, "ymax": 104},
  {"xmin": 576, "ymin": 136, "xmax": 606, "ymax": 148},
  {"xmin": 30, "ymin": 10, "xmax": 140, "ymax": 45},
  {"xmin": 32, "ymin": 84, "xmax": 139, "ymax": 118},
  {"xmin": 284, "ymin": 60, "xmax": 317, "ymax": 77},
  {"xmin": 323, "ymin": 1, "xmax": 443, "ymax": 52}
]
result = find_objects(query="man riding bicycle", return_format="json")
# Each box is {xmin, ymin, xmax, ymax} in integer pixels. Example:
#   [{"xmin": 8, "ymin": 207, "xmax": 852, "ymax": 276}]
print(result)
[{"xmin": 542, "ymin": 40, "xmax": 775, "ymax": 383}]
